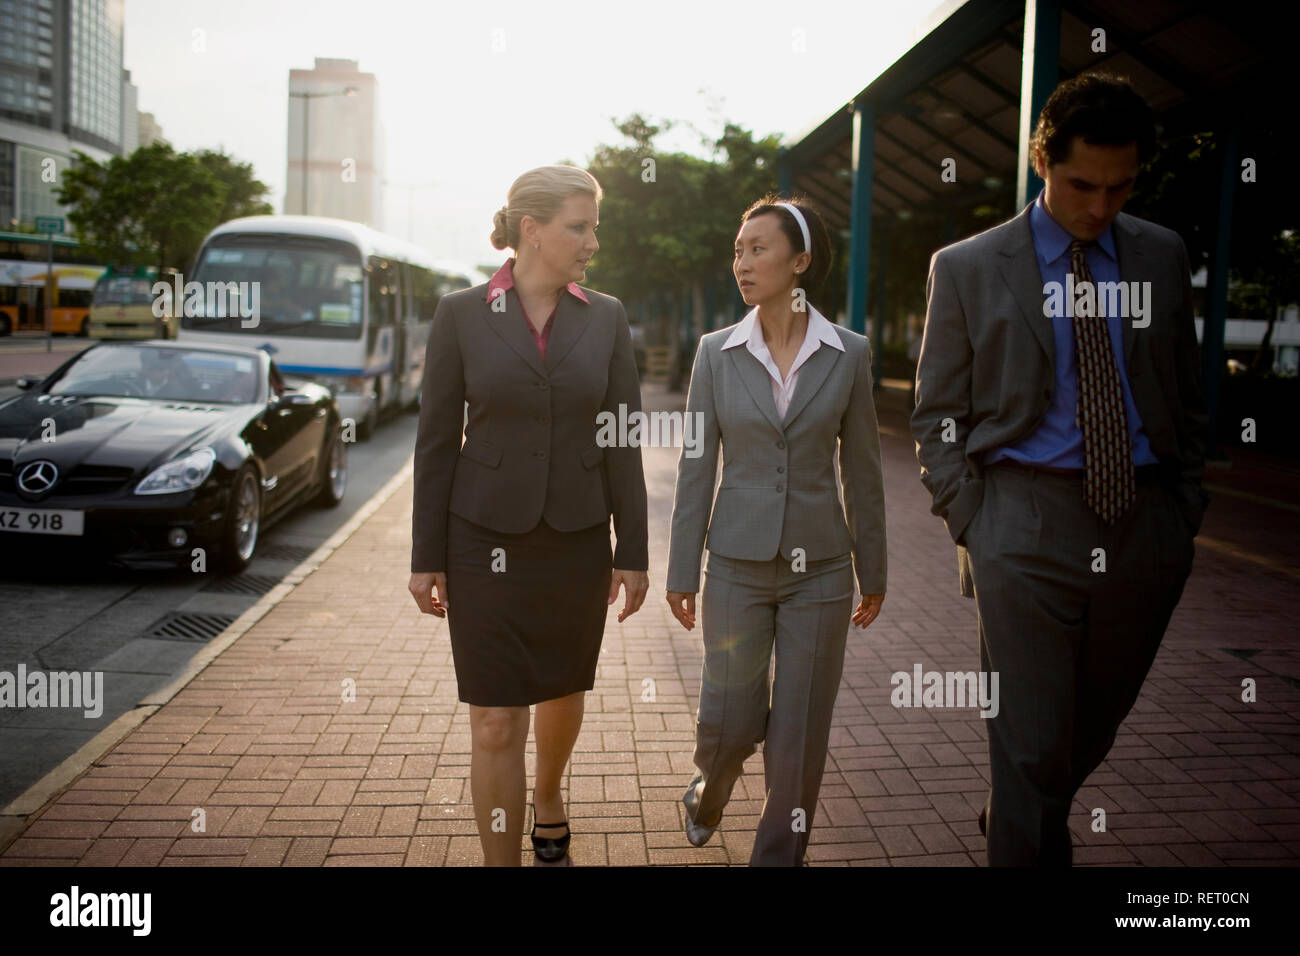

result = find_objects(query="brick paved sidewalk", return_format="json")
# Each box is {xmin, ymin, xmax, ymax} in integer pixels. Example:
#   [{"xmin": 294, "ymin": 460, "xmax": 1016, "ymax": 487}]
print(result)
[{"xmin": 1, "ymin": 385, "xmax": 1297, "ymax": 866}]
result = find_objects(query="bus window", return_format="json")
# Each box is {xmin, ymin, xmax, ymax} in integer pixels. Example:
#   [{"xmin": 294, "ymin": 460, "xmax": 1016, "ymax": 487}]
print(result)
[
  {"xmin": 410, "ymin": 265, "xmax": 437, "ymax": 322},
  {"xmin": 435, "ymin": 271, "xmax": 471, "ymax": 299},
  {"xmin": 366, "ymin": 259, "xmax": 396, "ymax": 353},
  {"xmin": 188, "ymin": 236, "xmax": 363, "ymax": 338},
  {"xmin": 400, "ymin": 262, "xmax": 416, "ymax": 321},
  {"xmin": 59, "ymin": 289, "xmax": 94, "ymax": 309}
]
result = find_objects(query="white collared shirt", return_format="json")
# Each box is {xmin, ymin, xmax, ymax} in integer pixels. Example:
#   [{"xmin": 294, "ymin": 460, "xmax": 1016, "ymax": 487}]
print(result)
[{"xmin": 721, "ymin": 305, "xmax": 845, "ymax": 420}]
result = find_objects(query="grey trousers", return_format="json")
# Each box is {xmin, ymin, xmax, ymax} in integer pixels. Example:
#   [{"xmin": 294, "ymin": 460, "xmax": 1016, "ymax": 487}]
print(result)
[
  {"xmin": 967, "ymin": 462, "xmax": 1196, "ymax": 866},
  {"xmin": 685, "ymin": 549, "xmax": 855, "ymax": 866}
]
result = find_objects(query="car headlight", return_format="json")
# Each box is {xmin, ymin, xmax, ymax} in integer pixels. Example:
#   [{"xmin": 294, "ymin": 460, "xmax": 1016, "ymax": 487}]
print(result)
[{"xmin": 135, "ymin": 447, "xmax": 216, "ymax": 495}]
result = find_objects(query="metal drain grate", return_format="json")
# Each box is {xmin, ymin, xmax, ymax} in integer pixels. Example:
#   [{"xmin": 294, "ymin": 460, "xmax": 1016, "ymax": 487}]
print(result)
[
  {"xmin": 259, "ymin": 543, "xmax": 316, "ymax": 562},
  {"xmin": 143, "ymin": 611, "xmax": 236, "ymax": 642},
  {"xmin": 200, "ymin": 573, "xmax": 280, "ymax": 596}
]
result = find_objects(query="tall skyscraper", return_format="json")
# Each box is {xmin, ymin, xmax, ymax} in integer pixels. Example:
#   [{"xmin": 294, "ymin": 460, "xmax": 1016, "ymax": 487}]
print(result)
[
  {"xmin": 0, "ymin": 0, "xmax": 126, "ymax": 229},
  {"xmin": 284, "ymin": 57, "xmax": 383, "ymax": 229},
  {"xmin": 120, "ymin": 66, "xmax": 137, "ymax": 154}
]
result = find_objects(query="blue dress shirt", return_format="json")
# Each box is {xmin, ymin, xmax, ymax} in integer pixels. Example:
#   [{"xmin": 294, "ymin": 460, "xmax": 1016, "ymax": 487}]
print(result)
[{"xmin": 986, "ymin": 190, "xmax": 1158, "ymax": 469}]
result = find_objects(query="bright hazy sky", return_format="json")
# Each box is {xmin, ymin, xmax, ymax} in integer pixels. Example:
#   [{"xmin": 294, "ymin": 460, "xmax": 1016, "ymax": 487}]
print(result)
[{"xmin": 123, "ymin": 0, "xmax": 958, "ymax": 269}]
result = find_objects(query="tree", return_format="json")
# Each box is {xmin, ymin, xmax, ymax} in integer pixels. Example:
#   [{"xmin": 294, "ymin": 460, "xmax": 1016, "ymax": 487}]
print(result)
[
  {"xmin": 195, "ymin": 149, "xmax": 274, "ymax": 228},
  {"xmin": 1128, "ymin": 123, "xmax": 1300, "ymax": 375},
  {"xmin": 583, "ymin": 114, "xmax": 781, "ymax": 384},
  {"xmin": 56, "ymin": 142, "xmax": 271, "ymax": 276}
]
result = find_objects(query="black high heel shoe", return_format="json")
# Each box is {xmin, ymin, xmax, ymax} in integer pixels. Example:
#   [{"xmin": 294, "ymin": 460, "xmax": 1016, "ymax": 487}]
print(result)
[{"xmin": 530, "ymin": 804, "xmax": 571, "ymax": 864}]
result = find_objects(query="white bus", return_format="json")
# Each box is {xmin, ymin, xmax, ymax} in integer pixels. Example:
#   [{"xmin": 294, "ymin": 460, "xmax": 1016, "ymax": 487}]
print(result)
[{"xmin": 179, "ymin": 215, "xmax": 481, "ymax": 438}]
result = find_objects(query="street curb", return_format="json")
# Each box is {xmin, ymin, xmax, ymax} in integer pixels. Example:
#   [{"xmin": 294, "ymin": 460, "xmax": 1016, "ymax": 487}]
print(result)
[{"xmin": 0, "ymin": 454, "xmax": 416, "ymax": 854}]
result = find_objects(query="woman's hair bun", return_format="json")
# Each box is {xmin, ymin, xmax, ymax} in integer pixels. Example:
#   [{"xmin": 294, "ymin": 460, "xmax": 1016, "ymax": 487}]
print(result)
[{"xmin": 490, "ymin": 205, "xmax": 510, "ymax": 250}]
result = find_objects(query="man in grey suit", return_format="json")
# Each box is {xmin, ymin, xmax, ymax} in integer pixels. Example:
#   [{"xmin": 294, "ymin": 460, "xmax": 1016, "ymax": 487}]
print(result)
[{"xmin": 911, "ymin": 74, "xmax": 1208, "ymax": 866}]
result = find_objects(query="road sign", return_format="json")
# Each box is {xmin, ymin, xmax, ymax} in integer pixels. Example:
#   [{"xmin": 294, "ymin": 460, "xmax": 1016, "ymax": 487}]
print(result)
[{"xmin": 35, "ymin": 216, "xmax": 64, "ymax": 234}]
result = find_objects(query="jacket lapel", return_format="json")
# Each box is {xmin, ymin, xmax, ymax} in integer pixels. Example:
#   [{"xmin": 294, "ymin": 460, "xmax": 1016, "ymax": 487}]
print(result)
[
  {"xmin": 781, "ymin": 344, "xmax": 841, "ymax": 429},
  {"xmin": 729, "ymin": 346, "xmax": 784, "ymax": 434},
  {"xmin": 483, "ymin": 288, "xmax": 545, "ymax": 378},
  {"xmin": 996, "ymin": 203, "xmax": 1055, "ymax": 367},
  {"xmin": 1111, "ymin": 212, "xmax": 1144, "ymax": 365},
  {"xmin": 543, "ymin": 293, "xmax": 592, "ymax": 373}
]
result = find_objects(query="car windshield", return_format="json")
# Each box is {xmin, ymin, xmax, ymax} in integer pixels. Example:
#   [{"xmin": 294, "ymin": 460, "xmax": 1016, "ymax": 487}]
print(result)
[
  {"xmin": 47, "ymin": 346, "xmax": 262, "ymax": 404},
  {"xmin": 186, "ymin": 235, "xmax": 364, "ymax": 338},
  {"xmin": 92, "ymin": 276, "xmax": 155, "ymax": 307}
]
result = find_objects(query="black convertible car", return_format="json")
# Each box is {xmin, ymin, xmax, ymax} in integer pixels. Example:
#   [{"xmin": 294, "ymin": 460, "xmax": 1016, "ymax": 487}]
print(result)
[{"xmin": 0, "ymin": 341, "xmax": 348, "ymax": 572}]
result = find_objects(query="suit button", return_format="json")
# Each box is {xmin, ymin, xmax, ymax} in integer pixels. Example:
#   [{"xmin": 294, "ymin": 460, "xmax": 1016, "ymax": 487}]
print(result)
[
  {"xmin": 534, "ymin": 451, "xmax": 547, "ymax": 459},
  {"xmin": 538, "ymin": 381, "xmax": 549, "ymax": 390},
  {"xmin": 776, "ymin": 440, "xmax": 785, "ymax": 449},
  {"xmin": 538, "ymin": 416, "xmax": 549, "ymax": 424},
  {"xmin": 777, "ymin": 466, "xmax": 785, "ymax": 473},
  {"xmin": 776, "ymin": 484, "xmax": 784, "ymax": 493}
]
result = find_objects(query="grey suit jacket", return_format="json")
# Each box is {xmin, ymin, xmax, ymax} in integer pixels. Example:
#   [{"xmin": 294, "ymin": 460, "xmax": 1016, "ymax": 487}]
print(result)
[
  {"xmin": 410, "ymin": 280, "xmax": 648, "ymax": 574},
  {"xmin": 665, "ymin": 315, "xmax": 887, "ymax": 597},
  {"xmin": 910, "ymin": 202, "xmax": 1209, "ymax": 597}
]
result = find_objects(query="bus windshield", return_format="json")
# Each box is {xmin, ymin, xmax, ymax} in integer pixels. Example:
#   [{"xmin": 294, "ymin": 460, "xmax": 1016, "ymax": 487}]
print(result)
[{"xmin": 186, "ymin": 235, "xmax": 364, "ymax": 339}]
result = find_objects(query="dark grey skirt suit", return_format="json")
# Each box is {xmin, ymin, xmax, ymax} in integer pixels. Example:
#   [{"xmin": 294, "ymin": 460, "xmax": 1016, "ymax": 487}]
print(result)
[{"xmin": 411, "ymin": 276, "xmax": 648, "ymax": 706}]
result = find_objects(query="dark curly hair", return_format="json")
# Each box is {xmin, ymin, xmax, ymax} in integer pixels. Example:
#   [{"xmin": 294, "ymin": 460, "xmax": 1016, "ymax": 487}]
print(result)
[{"xmin": 1030, "ymin": 72, "xmax": 1156, "ymax": 169}]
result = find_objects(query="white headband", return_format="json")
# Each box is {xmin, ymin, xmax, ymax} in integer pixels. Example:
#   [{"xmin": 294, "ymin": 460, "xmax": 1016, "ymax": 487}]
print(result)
[{"xmin": 775, "ymin": 202, "xmax": 811, "ymax": 255}]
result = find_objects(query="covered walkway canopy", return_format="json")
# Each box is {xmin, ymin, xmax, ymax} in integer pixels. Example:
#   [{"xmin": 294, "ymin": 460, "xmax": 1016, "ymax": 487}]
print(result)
[{"xmin": 777, "ymin": 0, "xmax": 1286, "ymax": 452}]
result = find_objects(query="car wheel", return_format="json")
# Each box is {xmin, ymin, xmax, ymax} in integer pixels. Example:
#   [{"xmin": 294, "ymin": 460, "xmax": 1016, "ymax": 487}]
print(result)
[
  {"xmin": 315, "ymin": 426, "xmax": 347, "ymax": 508},
  {"xmin": 0, "ymin": 314, "xmax": 10, "ymax": 336},
  {"xmin": 220, "ymin": 464, "xmax": 261, "ymax": 573},
  {"xmin": 79, "ymin": 317, "xmax": 90, "ymax": 336}
]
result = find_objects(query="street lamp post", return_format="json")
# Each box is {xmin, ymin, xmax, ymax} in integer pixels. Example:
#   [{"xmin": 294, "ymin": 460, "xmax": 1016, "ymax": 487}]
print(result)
[{"xmin": 289, "ymin": 86, "xmax": 357, "ymax": 216}]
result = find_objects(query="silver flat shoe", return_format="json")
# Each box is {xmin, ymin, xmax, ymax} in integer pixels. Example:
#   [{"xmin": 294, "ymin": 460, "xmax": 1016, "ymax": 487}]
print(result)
[{"xmin": 683, "ymin": 780, "xmax": 721, "ymax": 847}]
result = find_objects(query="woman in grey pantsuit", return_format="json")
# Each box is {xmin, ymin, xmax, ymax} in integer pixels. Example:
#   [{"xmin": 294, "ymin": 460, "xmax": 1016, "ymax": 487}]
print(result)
[{"xmin": 665, "ymin": 194, "xmax": 887, "ymax": 866}]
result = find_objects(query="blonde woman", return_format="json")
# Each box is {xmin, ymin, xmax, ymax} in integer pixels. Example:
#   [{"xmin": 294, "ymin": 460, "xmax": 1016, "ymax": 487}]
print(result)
[
  {"xmin": 409, "ymin": 166, "xmax": 649, "ymax": 865},
  {"xmin": 666, "ymin": 194, "xmax": 887, "ymax": 866}
]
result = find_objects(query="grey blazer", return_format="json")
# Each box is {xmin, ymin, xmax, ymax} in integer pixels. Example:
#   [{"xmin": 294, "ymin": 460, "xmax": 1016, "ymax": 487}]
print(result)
[
  {"xmin": 665, "ymin": 315, "xmax": 887, "ymax": 597},
  {"xmin": 410, "ymin": 280, "xmax": 648, "ymax": 574},
  {"xmin": 910, "ymin": 202, "xmax": 1209, "ymax": 596}
]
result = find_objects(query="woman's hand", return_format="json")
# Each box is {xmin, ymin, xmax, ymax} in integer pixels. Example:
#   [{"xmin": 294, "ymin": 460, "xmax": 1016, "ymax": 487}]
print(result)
[
  {"xmin": 409, "ymin": 572, "xmax": 449, "ymax": 617},
  {"xmin": 665, "ymin": 591, "xmax": 696, "ymax": 630},
  {"xmin": 852, "ymin": 593, "xmax": 884, "ymax": 629},
  {"xmin": 609, "ymin": 569, "xmax": 649, "ymax": 622}
]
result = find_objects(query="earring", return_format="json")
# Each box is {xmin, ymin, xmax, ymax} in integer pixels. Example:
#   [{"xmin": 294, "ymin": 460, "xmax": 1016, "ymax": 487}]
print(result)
[{"xmin": 533, "ymin": 242, "xmax": 539, "ymax": 249}]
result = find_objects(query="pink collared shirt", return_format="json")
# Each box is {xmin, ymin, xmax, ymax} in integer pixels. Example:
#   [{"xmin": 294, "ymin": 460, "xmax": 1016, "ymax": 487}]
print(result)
[{"xmin": 485, "ymin": 259, "xmax": 589, "ymax": 361}]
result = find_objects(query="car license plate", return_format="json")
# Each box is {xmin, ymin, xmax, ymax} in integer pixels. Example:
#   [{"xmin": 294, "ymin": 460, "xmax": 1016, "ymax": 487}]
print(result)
[{"xmin": 0, "ymin": 507, "xmax": 84, "ymax": 536}]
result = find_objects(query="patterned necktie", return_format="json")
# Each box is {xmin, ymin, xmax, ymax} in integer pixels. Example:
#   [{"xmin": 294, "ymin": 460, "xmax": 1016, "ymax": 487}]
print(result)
[{"xmin": 1069, "ymin": 239, "xmax": 1135, "ymax": 522}]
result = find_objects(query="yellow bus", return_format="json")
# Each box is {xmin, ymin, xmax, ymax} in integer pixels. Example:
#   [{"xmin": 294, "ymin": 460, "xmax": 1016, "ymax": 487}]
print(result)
[{"xmin": 0, "ymin": 231, "xmax": 106, "ymax": 336}]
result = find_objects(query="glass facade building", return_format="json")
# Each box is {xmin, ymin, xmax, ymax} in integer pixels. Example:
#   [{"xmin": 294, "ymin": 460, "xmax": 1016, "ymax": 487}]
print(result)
[
  {"xmin": 67, "ymin": 0, "xmax": 122, "ymax": 149},
  {"xmin": 0, "ymin": 0, "xmax": 126, "ymax": 229}
]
